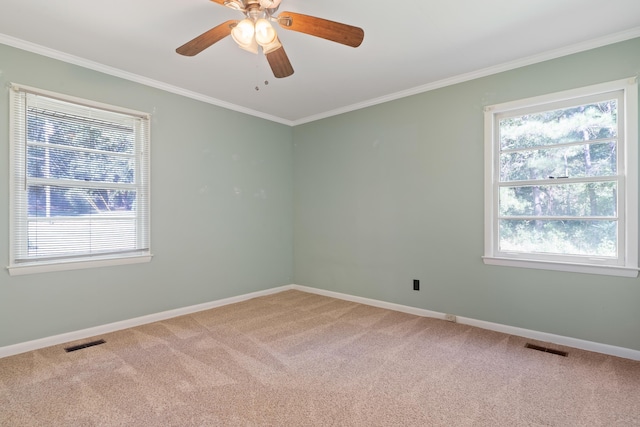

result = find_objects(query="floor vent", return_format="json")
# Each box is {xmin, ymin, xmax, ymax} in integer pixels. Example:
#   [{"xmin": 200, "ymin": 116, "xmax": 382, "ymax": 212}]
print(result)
[
  {"xmin": 525, "ymin": 343, "xmax": 568, "ymax": 357},
  {"xmin": 64, "ymin": 339, "xmax": 106, "ymax": 353}
]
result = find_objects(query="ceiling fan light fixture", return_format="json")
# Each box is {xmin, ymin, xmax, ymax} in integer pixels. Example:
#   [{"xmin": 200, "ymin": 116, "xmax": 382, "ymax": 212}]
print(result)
[
  {"xmin": 238, "ymin": 37, "xmax": 259, "ymax": 54},
  {"xmin": 231, "ymin": 18, "xmax": 258, "ymax": 52},
  {"xmin": 254, "ymin": 18, "xmax": 277, "ymax": 46}
]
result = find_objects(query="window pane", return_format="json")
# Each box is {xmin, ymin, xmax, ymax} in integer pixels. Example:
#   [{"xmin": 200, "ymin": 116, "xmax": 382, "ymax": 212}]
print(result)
[
  {"xmin": 500, "ymin": 141, "xmax": 617, "ymax": 182},
  {"xmin": 27, "ymin": 145, "xmax": 134, "ymax": 184},
  {"xmin": 499, "ymin": 219, "xmax": 616, "ymax": 257},
  {"xmin": 28, "ymin": 185, "xmax": 136, "ymax": 217},
  {"xmin": 499, "ymin": 182, "xmax": 617, "ymax": 217},
  {"xmin": 499, "ymin": 101, "xmax": 617, "ymax": 151}
]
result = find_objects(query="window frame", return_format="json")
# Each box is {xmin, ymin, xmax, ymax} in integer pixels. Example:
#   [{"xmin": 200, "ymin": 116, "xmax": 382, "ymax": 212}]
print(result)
[
  {"xmin": 483, "ymin": 77, "xmax": 638, "ymax": 277},
  {"xmin": 8, "ymin": 83, "xmax": 152, "ymax": 276}
]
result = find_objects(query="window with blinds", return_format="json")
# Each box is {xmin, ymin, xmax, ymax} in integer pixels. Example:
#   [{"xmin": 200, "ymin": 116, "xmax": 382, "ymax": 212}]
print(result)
[{"xmin": 8, "ymin": 84, "xmax": 151, "ymax": 275}]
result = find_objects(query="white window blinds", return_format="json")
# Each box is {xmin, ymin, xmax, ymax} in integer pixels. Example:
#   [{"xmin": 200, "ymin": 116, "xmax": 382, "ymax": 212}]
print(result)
[{"xmin": 9, "ymin": 84, "xmax": 151, "ymax": 275}]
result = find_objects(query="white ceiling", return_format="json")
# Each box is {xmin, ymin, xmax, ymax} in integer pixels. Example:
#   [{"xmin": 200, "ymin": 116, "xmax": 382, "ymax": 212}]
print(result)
[{"xmin": 1, "ymin": 0, "xmax": 640, "ymax": 125}]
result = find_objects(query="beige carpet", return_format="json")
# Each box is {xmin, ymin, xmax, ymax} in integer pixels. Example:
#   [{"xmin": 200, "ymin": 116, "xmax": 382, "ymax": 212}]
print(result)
[{"xmin": 1, "ymin": 290, "xmax": 639, "ymax": 426}]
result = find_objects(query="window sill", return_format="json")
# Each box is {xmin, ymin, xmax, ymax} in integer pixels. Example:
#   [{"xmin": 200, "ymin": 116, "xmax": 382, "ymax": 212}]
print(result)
[
  {"xmin": 7, "ymin": 254, "xmax": 153, "ymax": 276},
  {"xmin": 482, "ymin": 256, "xmax": 639, "ymax": 278}
]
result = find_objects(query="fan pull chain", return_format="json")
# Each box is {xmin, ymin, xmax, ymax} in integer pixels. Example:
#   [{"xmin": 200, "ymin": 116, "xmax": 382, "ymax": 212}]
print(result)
[{"xmin": 254, "ymin": 58, "xmax": 270, "ymax": 91}]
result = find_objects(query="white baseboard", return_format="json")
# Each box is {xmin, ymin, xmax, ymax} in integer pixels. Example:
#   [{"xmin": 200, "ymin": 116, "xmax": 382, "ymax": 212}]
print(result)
[
  {"xmin": 2, "ymin": 283, "xmax": 639, "ymax": 361},
  {"xmin": 290, "ymin": 284, "xmax": 640, "ymax": 361},
  {"xmin": 0, "ymin": 285, "xmax": 294, "ymax": 359}
]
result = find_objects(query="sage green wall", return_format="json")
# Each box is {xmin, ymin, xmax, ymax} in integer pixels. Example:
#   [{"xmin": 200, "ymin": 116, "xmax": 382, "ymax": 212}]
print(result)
[
  {"xmin": 293, "ymin": 38, "xmax": 640, "ymax": 351},
  {"xmin": 2, "ymin": 38, "xmax": 640, "ymax": 353},
  {"xmin": 0, "ymin": 44, "xmax": 294, "ymax": 347}
]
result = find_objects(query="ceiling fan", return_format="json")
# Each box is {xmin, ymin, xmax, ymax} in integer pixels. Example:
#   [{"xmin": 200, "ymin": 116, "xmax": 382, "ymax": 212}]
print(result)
[{"xmin": 176, "ymin": 0, "xmax": 364, "ymax": 79}]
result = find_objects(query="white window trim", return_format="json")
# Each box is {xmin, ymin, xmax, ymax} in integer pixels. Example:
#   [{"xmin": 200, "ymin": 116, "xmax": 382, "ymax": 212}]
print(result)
[
  {"xmin": 7, "ymin": 83, "xmax": 152, "ymax": 276},
  {"xmin": 483, "ymin": 77, "xmax": 638, "ymax": 277},
  {"xmin": 7, "ymin": 254, "xmax": 153, "ymax": 276}
]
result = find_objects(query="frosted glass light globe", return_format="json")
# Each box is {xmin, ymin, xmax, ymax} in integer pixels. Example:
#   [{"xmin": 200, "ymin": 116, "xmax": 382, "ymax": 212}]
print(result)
[{"xmin": 255, "ymin": 19, "xmax": 277, "ymax": 46}]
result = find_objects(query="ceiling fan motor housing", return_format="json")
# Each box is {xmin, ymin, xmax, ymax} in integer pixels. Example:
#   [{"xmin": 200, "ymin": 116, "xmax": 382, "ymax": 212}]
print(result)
[{"xmin": 225, "ymin": 0, "xmax": 281, "ymax": 15}]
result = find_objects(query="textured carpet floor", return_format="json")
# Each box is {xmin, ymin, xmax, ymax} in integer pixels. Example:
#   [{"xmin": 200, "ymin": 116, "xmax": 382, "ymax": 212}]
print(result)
[{"xmin": 1, "ymin": 290, "xmax": 640, "ymax": 426}]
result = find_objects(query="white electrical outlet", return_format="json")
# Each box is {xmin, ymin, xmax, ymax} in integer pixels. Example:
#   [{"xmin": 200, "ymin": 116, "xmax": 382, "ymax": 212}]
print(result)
[{"xmin": 444, "ymin": 314, "xmax": 457, "ymax": 323}]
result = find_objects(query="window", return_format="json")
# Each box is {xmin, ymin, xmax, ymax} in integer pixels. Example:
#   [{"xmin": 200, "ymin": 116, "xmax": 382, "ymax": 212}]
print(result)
[
  {"xmin": 484, "ymin": 78, "xmax": 638, "ymax": 277},
  {"xmin": 9, "ymin": 84, "xmax": 151, "ymax": 275}
]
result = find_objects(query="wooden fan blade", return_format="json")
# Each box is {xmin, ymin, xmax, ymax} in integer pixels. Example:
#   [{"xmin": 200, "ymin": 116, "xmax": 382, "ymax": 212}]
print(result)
[
  {"xmin": 277, "ymin": 12, "xmax": 364, "ymax": 47},
  {"xmin": 265, "ymin": 43, "xmax": 294, "ymax": 78},
  {"xmin": 176, "ymin": 20, "xmax": 237, "ymax": 56},
  {"xmin": 210, "ymin": 0, "xmax": 227, "ymax": 6}
]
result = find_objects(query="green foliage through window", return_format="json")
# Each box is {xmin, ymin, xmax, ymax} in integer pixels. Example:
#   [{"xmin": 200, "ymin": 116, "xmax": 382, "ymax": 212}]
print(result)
[{"xmin": 497, "ymin": 99, "xmax": 619, "ymax": 258}]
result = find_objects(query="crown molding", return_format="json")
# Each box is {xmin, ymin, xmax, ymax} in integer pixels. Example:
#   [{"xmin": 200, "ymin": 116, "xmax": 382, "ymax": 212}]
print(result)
[
  {"xmin": 2, "ymin": 28, "xmax": 639, "ymax": 127},
  {"xmin": 0, "ymin": 33, "xmax": 294, "ymax": 126},
  {"xmin": 292, "ymin": 27, "xmax": 640, "ymax": 125}
]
